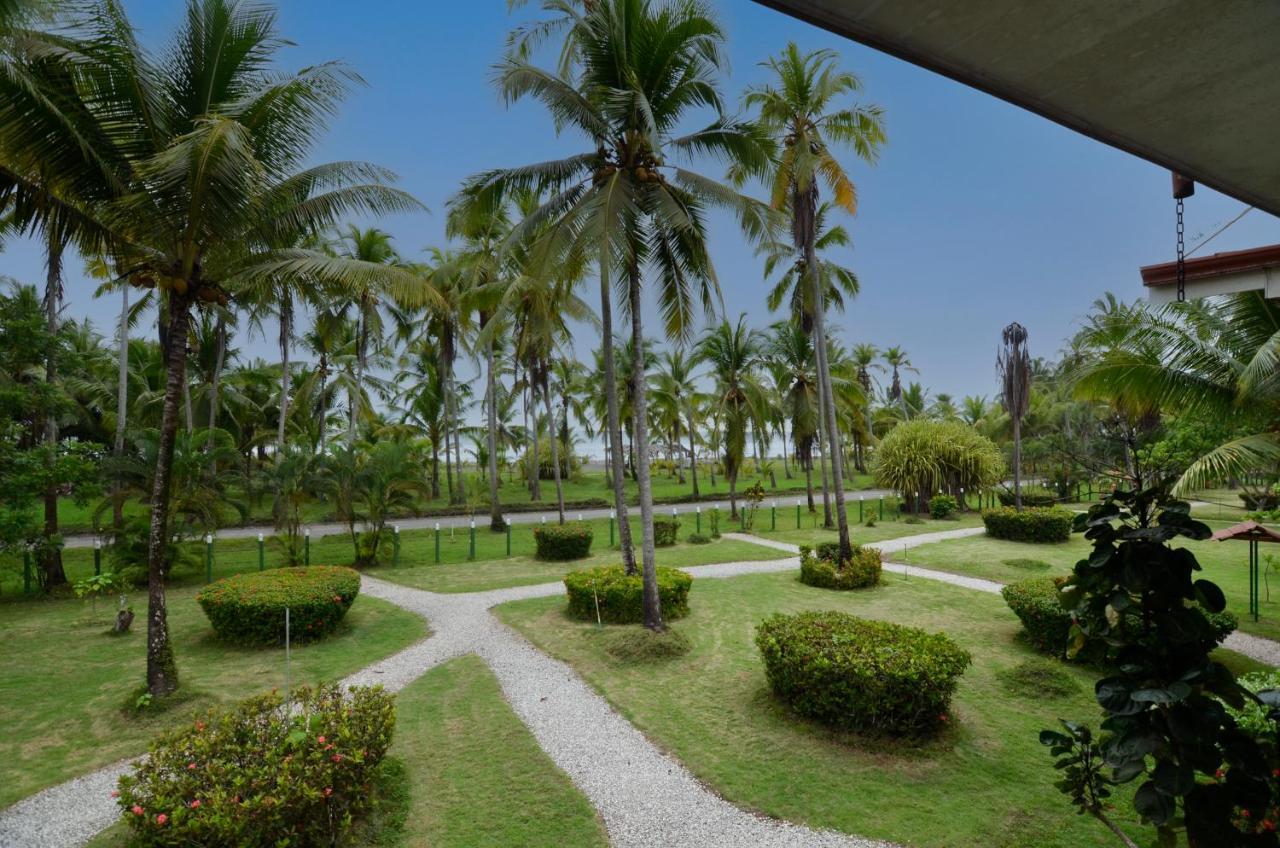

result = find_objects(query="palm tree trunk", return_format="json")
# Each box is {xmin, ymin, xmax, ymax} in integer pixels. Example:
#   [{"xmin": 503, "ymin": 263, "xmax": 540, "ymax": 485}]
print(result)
[
  {"xmin": 687, "ymin": 410, "xmax": 699, "ymax": 498},
  {"xmin": 599, "ymin": 261, "xmax": 635, "ymax": 573},
  {"xmin": 814, "ymin": 361, "xmax": 833, "ymax": 526},
  {"xmin": 486, "ymin": 335, "xmax": 503, "ymax": 531},
  {"xmin": 451, "ymin": 368, "xmax": 465, "ymax": 503},
  {"xmin": 805, "ymin": 451, "xmax": 815, "ymax": 511},
  {"xmin": 207, "ymin": 315, "xmax": 226, "ymax": 480},
  {"xmin": 42, "ymin": 235, "xmax": 65, "ymax": 588},
  {"xmin": 349, "ymin": 302, "xmax": 367, "ymax": 443},
  {"xmin": 113, "ymin": 282, "xmax": 129, "ymax": 531},
  {"xmin": 146, "ymin": 290, "xmax": 192, "ymax": 698},
  {"xmin": 780, "ymin": 418, "xmax": 791, "ymax": 479},
  {"xmin": 443, "ymin": 405, "xmax": 455, "ymax": 501},
  {"xmin": 627, "ymin": 262, "xmax": 662, "ymax": 632},
  {"xmin": 277, "ymin": 299, "xmax": 291, "ymax": 451},
  {"xmin": 543, "ymin": 369, "xmax": 565, "ymax": 523},
  {"xmin": 1013, "ymin": 417, "xmax": 1023, "ymax": 510},
  {"xmin": 430, "ymin": 436, "xmax": 440, "ymax": 499},
  {"xmin": 183, "ymin": 369, "xmax": 194, "ymax": 435},
  {"xmin": 316, "ymin": 354, "xmax": 329, "ymax": 453},
  {"xmin": 528, "ymin": 377, "xmax": 541, "ymax": 502}
]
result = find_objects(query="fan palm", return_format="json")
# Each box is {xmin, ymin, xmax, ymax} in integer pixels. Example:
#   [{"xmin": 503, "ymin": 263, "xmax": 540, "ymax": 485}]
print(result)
[{"xmin": 743, "ymin": 43, "xmax": 886, "ymax": 559}]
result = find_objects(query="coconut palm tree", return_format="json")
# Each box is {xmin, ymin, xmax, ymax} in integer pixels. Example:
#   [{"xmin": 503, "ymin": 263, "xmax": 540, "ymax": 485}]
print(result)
[
  {"xmin": 743, "ymin": 42, "xmax": 886, "ymax": 559},
  {"xmin": 882, "ymin": 345, "xmax": 917, "ymax": 412},
  {"xmin": 696, "ymin": 316, "xmax": 766, "ymax": 518},
  {"xmin": 650, "ymin": 349, "xmax": 704, "ymax": 496}
]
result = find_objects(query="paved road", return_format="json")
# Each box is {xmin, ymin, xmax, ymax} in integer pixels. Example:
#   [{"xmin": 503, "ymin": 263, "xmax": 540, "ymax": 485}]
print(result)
[{"xmin": 62, "ymin": 488, "xmax": 899, "ymax": 548}]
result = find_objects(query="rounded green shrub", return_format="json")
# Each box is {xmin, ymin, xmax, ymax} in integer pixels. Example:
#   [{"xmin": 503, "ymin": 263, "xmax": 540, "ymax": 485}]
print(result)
[
  {"xmin": 115, "ymin": 683, "xmax": 394, "ymax": 847},
  {"xmin": 997, "ymin": 486, "xmax": 1057, "ymax": 508},
  {"xmin": 533, "ymin": 522, "xmax": 593, "ymax": 561},
  {"xmin": 564, "ymin": 565, "xmax": 692, "ymax": 623},
  {"xmin": 982, "ymin": 506, "xmax": 1073, "ymax": 543},
  {"xmin": 798, "ymin": 544, "xmax": 881, "ymax": 590},
  {"xmin": 654, "ymin": 518, "xmax": 680, "ymax": 547},
  {"xmin": 196, "ymin": 566, "xmax": 359, "ymax": 645},
  {"xmin": 930, "ymin": 493, "xmax": 959, "ymax": 519},
  {"xmin": 755, "ymin": 611, "xmax": 971, "ymax": 735},
  {"xmin": 686, "ymin": 532, "xmax": 711, "ymax": 545}
]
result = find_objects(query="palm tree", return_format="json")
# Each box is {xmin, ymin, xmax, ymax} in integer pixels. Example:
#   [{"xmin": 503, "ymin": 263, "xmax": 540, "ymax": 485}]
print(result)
[
  {"xmin": 0, "ymin": 0, "xmax": 426, "ymax": 697},
  {"xmin": 849, "ymin": 342, "xmax": 881, "ymax": 472},
  {"xmin": 882, "ymin": 345, "xmax": 917, "ymax": 413},
  {"xmin": 696, "ymin": 316, "xmax": 766, "ymax": 518},
  {"xmin": 961, "ymin": 394, "xmax": 990, "ymax": 427},
  {"xmin": 744, "ymin": 43, "xmax": 886, "ymax": 559},
  {"xmin": 651, "ymin": 350, "xmax": 703, "ymax": 496},
  {"xmin": 997, "ymin": 322, "xmax": 1032, "ymax": 508},
  {"xmin": 761, "ymin": 201, "xmax": 860, "ymax": 331}
]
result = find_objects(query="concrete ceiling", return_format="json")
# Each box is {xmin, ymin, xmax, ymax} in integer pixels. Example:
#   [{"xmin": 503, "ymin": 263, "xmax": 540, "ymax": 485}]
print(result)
[{"xmin": 752, "ymin": 0, "xmax": 1280, "ymax": 217}]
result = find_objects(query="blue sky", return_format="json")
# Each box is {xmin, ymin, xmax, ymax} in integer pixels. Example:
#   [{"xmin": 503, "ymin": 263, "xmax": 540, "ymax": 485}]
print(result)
[{"xmin": 4, "ymin": 0, "xmax": 1277, "ymax": 406}]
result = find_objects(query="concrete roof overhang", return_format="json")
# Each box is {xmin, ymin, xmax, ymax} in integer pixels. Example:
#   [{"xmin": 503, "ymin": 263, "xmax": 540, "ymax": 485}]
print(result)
[{"xmin": 750, "ymin": 0, "xmax": 1280, "ymax": 216}]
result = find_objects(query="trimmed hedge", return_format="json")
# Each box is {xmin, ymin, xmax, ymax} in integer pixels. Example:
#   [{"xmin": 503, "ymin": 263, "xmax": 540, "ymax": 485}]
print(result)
[
  {"xmin": 654, "ymin": 518, "xmax": 680, "ymax": 547},
  {"xmin": 196, "ymin": 566, "xmax": 359, "ymax": 645},
  {"xmin": 533, "ymin": 522, "xmax": 593, "ymax": 561},
  {"xmin": 756, "ymin": 611, "xmax": 971, "ymax": 735},
  {"xmin": 798, "ymin": 544, "xmax": 882, "ymax": 590},
  {"xmin": 116, "ymin": 683, "xmax": 394, "ymax": 847},
  {"xmin": 997, "ymin": 486, "xmax": 1057, "ymax": 508},
  {"xmin": 564, "ymin": 565, "xmax": 692, "ymax": 623},
  {"xmin": 1003, "ymin": 576, "xmax": 1239, "ymax": 661},
  {"xmin": 982, "ymin": 506, "xmax": 1073, "ymax": 543}
]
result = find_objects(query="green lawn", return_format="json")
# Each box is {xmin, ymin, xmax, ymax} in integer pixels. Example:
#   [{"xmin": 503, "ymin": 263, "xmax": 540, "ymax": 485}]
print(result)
[
  {"xmin": 0, "ymin": 586, "xmax": 427, "ymax": 808},
  {"xmin": 897, "ymin": 522, "xmax": 1280, "ymax": 642},
  {"xmin": 745, "ymin": 506, "xmax": 984, "ymax": 549},
  {"xmin": 52, "ymin": 469, "xmax": 878, "ymax": 534},
  {"xmin": 495, "ymin": 570, "xmax": 1265, "ymax": 848}
]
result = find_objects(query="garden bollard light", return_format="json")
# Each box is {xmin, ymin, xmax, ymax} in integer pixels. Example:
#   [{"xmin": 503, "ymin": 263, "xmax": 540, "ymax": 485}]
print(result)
[
  {"xmin": 695, "ymin": 506, "xmax": 701, "ymax": 534},
  {"xmin": 858, "ymin": 496, "xmax": 864, "ymax": 523},
  {"xmin": 468, "ymin": 520, "xmax": 476, "ymax": 561},
  {"xmin": 771, "ymin": 500, "xmax": 777, "ymax": 530},
  {"xmin": 205, "ymin": 533, "xmax": 213, "ymax": 584},
  {"xmin": 94, "ymin": 538, "xmax": 102, "ymax": 576},
  {"xmin": 304, "ymin": 527, "xmax": 311, "ymax": 567},
  {"xmin": 506, "ymin": 520, "xmax": 512, "ymax": 556},
  {"xmin": 879, "ymin": 497, "xmax": 884, "ymax": 521},
  {"xmin": 579, "ymin": 513, "xmax": 584, "ymax": 523},
  {"xmin": 257, "ymin": 533, "xmax": 264, "ymax": 571},
  {"xmin": 434, "ymin": 523, "xmax": 441, "ymax": 563},
  {"xmin": 393, "ymin": 525, "xmax": 401, "ymax": 567},
  {"xmin": 609, "ymin": 509, "xmax": 616, "ymax": 546},
  {"xmin": 796, "ymin": 499, "xmax": 802, "ymax": 528},
  {"xmin": 23, "ymin": 549, "xmax": 31, "ymax": 594}
]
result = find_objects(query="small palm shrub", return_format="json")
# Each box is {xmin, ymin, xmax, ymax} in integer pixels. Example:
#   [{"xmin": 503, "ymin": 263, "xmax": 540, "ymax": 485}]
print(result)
[
  {"xmin": 798, "ymin": 544, "xmax": 881, "ymax": 590},
  {"xmin": 196, "ymin": 566, "xmax": 359, "ymax": 645},
  {"xmin": 930, "ymin": 493, "xmax": 959, "ymax": 519},
  {"xmin": 564, "ymin": 566, "xmax": 692, "ymax": 623},
  {"xmin": 755, "ymin": 611, "xmax": 971, "ymax": 735},
  {"xmin": 871, "ymin": 419, "xmax": 1004, "ymax": 500},
  {"xmin": 533, "ymin": 522, "xmax": 593, "ymax": 561},
  {"xmin": 982, "ymin": 506, "xmax": 1073, "ymax": 543},
  {"xmin": 115, "ymin": 683, "xmax": 395, "ymax": 847},
  {"xmin": 653, "ymin": 518, "xmax": 680, "ymax": 547},
  {"xmin": 998, "ymin": 486, "xmax": 1057, "ymax": 508}
]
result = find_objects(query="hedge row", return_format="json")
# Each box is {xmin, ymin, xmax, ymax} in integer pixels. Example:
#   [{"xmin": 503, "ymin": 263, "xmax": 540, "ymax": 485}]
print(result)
[
  {"xmin": 756, "ymin": 611, "xmax": 971, "ymax": 735},
  {"xmin": 115, "ymin": 683, "xmax": 395, "ymax": 847},
  {"xmin": 982, "ymin": 506, "xmax": 1074, "ymax": 543},
  {"xmin": 799, "ymin": 544, "xmax": 882, "ymax": 590},
  {"xmin": 564, "ymin": 565, "xmax": 692, "ymax": 623},
  {"xmin": 196, "ymin": 566, "xmax": 360, "ymax": 645},
  {"xmin": 997, "ymin": 487, "xmax": 1058, "ymax": 508},
  {"xmin": 533, "ymin": 523, "xmax": 594, "ymax": 560}
]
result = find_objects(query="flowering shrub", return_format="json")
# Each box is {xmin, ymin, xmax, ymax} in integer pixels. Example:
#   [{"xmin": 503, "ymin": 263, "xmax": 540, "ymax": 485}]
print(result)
[
  {"xmin": 982, "ymin": 506, "xmax": 1073, "ymax": 543},
  {"xmin": 756, "ymin": 611, "xmax": 971, "ymax": 735},
  {"xmin": 563, "ymin": 565, "xmax": 691, "ymax": 623},
  {"xmin": 115, "ymin": 683, "xmax": 395, "ymax": 847},
  {"xmin": 798, "ymin": 544, "xmax": 881, "ymax": 590},
  {"xmin": 532, "ymin": 522, "xmax": 593, "ymax": 560},
  {"xmin": 196, "ymin": 566, "xmax": 359, "ymax": 645}
]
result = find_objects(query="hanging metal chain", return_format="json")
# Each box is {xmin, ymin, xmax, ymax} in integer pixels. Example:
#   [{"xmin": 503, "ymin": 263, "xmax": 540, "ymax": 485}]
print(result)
[{"xmin": 1176, "ymin": 196, "xmax": 1187, "ymax": 302}]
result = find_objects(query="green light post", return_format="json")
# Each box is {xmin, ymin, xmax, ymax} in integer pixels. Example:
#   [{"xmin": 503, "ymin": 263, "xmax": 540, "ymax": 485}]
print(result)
[
  {"xmin": 695, "ymin": 506, "xmax": 701, "ymax": 535},
  {"xmin": 609, "ymin": 509, "xmax": 616, "ymax": 546},
  {"xmin": 304, "ymin": 527, "xmax": 310, "ymax": 567},
  {"xmin": 858, "ymin": 496, "xmax": 864, "ymax": 523},
  {"xmin": 795, "ymin": 499, "xmax": 801, "ymax": 528},
  {"xmin": 771, "ymin": 500, "xmax": 777, "ymax": 531},
  {"xmin": 506, "ymin": 520, "xmax": 512, "ymax": 556},
  {"xmin": 879, "ymin": 497, "xmax": 884, "ymax": 521},
  {"xmin": 393, "ymin": 525, "xmax": 401, "ymax": 567},
  {"xmin": 94, "ymin": 538, "xmax": 102, "ymax": 576},
  {"xmin": 204, "ymin": 533, "xmax": 214, "ymax": 584},
  {"xmin": 434, "ymin": 523, "xmax": 441, "ymax": 564},
  {"xmin": 468, "ymin": 520, "xmax": 476, "ymax": 561},
  {"xmin": 257, "ymin": 533, "xmax": 265, "ymax": 571}
]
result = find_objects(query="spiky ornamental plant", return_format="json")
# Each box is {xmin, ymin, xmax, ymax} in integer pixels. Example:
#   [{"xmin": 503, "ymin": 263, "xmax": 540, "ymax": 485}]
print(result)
[{"xmin": 998, "ymin": 322, "xmax": 1032, "ymax": 509}]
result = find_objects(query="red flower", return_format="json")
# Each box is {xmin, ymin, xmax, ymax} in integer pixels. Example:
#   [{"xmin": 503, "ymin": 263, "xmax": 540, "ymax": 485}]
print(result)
[
  {"xmin": 317, "ymin": 735, "xmax": 326, "ymax": 744},
  {"xmin": 332, "ymin": 754, "xmax": 343, "ymax": 763},
  {"xmin": 1244, "ymin": 809, "xmax": 1253, "ymax": 819},
  {"xmin": 323, "ymin": 787, "xmax": 333, "ymax": 797},
  {"xmin": 187, "ymin": 762, "xmax": 197, "ymax": 770},
  {"xmin": 1266, "ymin": 820, "xmax": 1277, "ymax": 832},
  {"xmin": 156, "ymin": 814, "xmax": 168, "ymax": 826},
  {"xmin": 1215, "ymin": 769, "xmax": 1226, "ymax": 779},
  {"xmin": 195, "ymin": 721, "xmax": 205, "ymax": 732},
  {"xmin": 131, "ymin": 806, "xmax": 144, "ymax": 816},
  {"xmin": 333, "ymin": 595, "xmax": 342, "ymax": 603},
  {"xmin": 110, "ymin": 791, "xmax": 119, "ymax": 798},
  {"xmin": 190, "ymin": 800, "xmax": 201, "ymax": 809}
]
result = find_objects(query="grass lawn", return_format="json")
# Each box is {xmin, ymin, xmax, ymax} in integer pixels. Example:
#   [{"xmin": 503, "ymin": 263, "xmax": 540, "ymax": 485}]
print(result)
[
  {"xmin": 0, "ymin": 586, "xmax": 427, "ymax": 809},
  {"xmin": 897, "ymin": 521, "xmax": 1280, "ymax": 643},
  {"xmin": 746, "ymin": 506, "xmax": 984, "ymax": 549},
  {"xmin": 495, "ymin": 570, "xmax": 1267, "ymax": 848},
  {"xmin": 52, "ymin": 469, "xmax": 878, "ymax": 534}
]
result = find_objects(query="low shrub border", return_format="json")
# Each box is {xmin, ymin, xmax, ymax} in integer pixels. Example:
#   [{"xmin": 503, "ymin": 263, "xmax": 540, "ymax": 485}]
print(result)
[
  {"xmin": 982, "ymin": 506, "xmax": 1073, "ymax": 543},
  {"xmin": 564, "ymin": 565, "xmax": 692, "ymax": 623},
  {"xmin": 533, "ymin": 522, "xmax": 594, "ymax": 561},
  {"xmin": 798, "ymin": 544, "xmax": 882, "ymax": 590},
  {"xmin": 196, "ymin": 566, "xmax": 359, "ymax": 645},
  {"xmin": 755, "ymin": 610, "xmax": 971, "ymax": 735},
  {"xmin": 115, "ymin": 683, "xmax": 395, "ymax": 847}
]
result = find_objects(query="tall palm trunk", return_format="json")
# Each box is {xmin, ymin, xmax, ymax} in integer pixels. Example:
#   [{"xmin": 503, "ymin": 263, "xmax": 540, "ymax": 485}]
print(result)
[
  {"xmin": 599, "ymin": 260, "xmax": 635, "ymax": 573},
  {"xmin": 316, "ymin": 354, "xmax": 329, "ymax": 453},
  {"xmin": 1013, "ymin": 417, "xmax": 1023, "ymax": 510},
  {"xmin": 146, "ymin": 290, "xmax": 193, "ymax": 698},
  {"xmin": 276, "ymin": 299, "xmax": 291, "ymax": 451},
  {"xmin": 527, "ymin": 375, "xmax": 541, "ymax": 501},
  {"xmin": 41, "ymin": 235, "xmax": 65, "ymax": 587},
  {"xmin": 687, "ymin": 408, "xmax": 699, "ymax": 497},
  {"xmin": 804, "ymin": 450, "xmax": 815, "ymax": 511},
  {"xmin": 207, "ymin": 315, "xmax": 226, "ymax": 478},
  {"xmin": 543, "ymin": 367, "xmax": 565, "ymax": 523},
  {"xmin": 780, "ymin": 418, "xmax": 791, "ymax": 479},
  {"xmin": 113, "ymin": 282, "xmax": 129, "ymax": 531},
  {"xmin": 452, "ymin": 370, "xmax": 465, "ymax": 503},
  {"xmin": 627, "ymin": 261, "xmax": 662, "ymax": 632},
  {"xmin": 485, "ymin": 333, "xmax": 503, "ymax": 530},
  {"xmin": 814, "ymin": 362, "xmax": 833, "ymax": 525},
  {"xmin": 348, "ymin": 299, "xmax": 368, "ymax": 443},
  {"xmin": 800, "ymin": 184, "xmax": 854, "ymax": 559},
  {"xmin": 443, "ymin": 400, "xmax": 455, "ymax": 500}
]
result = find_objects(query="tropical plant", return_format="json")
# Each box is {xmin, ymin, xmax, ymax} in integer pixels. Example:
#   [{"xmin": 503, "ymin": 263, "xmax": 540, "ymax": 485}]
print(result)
[
  {"xmin": 696, "ymin": 316, "xmax": 766, "ymax": 517},
  {"xmin": 998, "ymin": 322, "xmax": 1033, "ymax": 508},
  {"xmin": 871, "ymin": 418, "xmax": 1004, "ymax": 506}
]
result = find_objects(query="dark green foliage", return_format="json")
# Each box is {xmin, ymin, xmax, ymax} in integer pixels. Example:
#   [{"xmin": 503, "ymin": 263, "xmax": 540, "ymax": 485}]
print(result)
[
  {"xmin": 532, "ymin": 522, "xmax": 593, "ymax": 561},
  {"xmin": 1003, "ymin": 557, "xmax": 1052, "ymax": 572},
  {"xmin": 603, "ymin": 627, "xmax": 692, "ymax": 662},
  {"xmin": 930, "ymin": 494, "xmax": 958, "ymax": 519},
  {"xmin": 998, "ymin": 486, "xmax": 1057, "ymax": 508},
  {"xmin": 999, "ymin": 659, "xmax": 1080, "ymax": 699},
  {"xmin": 755, "ymin": 610, "xmax": 971, "ymax": 735},
  {"xmin": 686, "ymin": 533, "xmax": 711, "ymax": 545},
  {"xmin": 1045, "ymin": 486, "xmax": 1280, "ymax": 847},
  {"xmin": 1002, "ymin": 577, "xmax": 1072, "ymax": 656},
  {"xmin": 564, "ymin": 566, "xmax": 692, "ymax": 623},
  {"xmin": 982, "ymin": 506, "xmax": 1073, "ymax": 543},
  {"xmin": 115, "ymin": 683, "xmax": 395, "ymax": 847},
  {"xmin": 798, "ymin": 544, "xmax": 881, "ymax": 590},
  {"xmin": 653, "ymin": 518, "xmax": 680, "ymax": 547},
  {"xmin": 1039, "ymin": 722, "xmax": 1117, "ymax": 834},
  {"xmin": 196, "ymin": 566, "xmax": 359, "ymax": 645}
]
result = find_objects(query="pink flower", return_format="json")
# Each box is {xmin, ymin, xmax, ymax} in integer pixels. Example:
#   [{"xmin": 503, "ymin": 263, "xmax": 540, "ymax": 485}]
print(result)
[
  {"xmin": 317, "ymin": 735, "xmax": 326, "ymax": 744},
  {"xmin": 156, "ymin": 814, "xmax": 167, "ymax": 826},
  {"xmin": 332, "ymin": 754, "xmax": 343, "ymax": 763},
  {"xmin": 189, "ymin": 800, "xmax": 201, "ymax": 809},
  {"xmin": 195, "ymin": 721, "xmax": 205, "ymax": 732},
  {"xmin": 131, "ymin": 806, "xmax": 144, "ymax": 816},
  {"xmin": 110, "ymin": 791, "xmax": 119, "ymax": 798},
  {"xmin": 323, "ymin": 787, "xmax": 333, "ymax": 797},
  {"xmin": 187, "ymin": 762, "xmax": 197, "ymax": 771}
]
